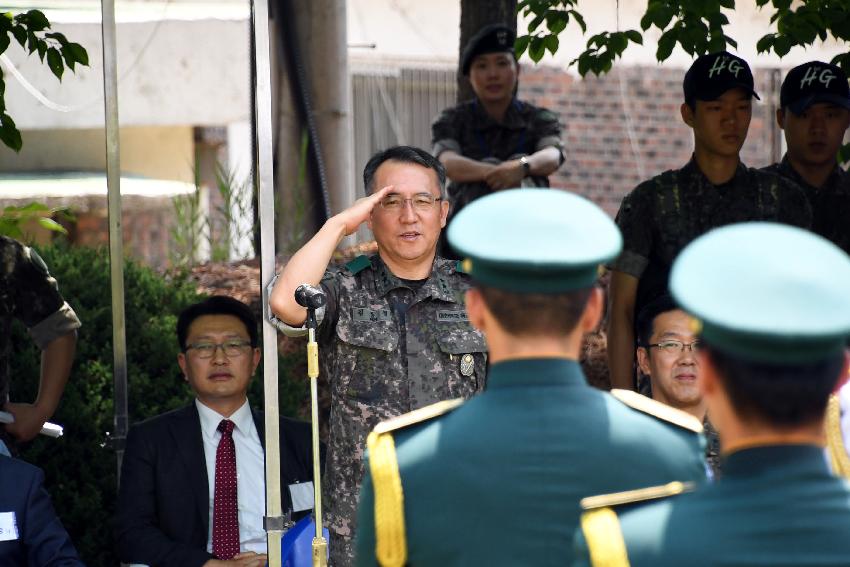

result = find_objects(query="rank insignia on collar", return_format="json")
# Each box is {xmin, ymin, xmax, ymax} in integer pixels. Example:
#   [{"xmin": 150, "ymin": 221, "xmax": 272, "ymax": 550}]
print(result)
[{"xmin": 460, "ymin": 353, "xmax": 475, "ymax": 376}]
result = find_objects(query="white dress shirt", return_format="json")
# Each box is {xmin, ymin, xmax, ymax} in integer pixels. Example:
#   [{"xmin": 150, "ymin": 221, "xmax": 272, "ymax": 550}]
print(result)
[{"xmin": 196, "ymin": 398, "xmax": 267, "ymax": 554}]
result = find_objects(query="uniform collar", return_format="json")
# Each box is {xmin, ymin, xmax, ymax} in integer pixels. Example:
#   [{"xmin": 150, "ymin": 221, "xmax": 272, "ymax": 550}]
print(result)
[
  {"xmin": 682, "ymin": 155, "xmax": 749, "ymax": 188},
  {"xmin": 722, "ymin": 444, "xmax": 830, "ymax": 479},
  {"xmin": 486, "ymin": 357, "xmax": 587, "ymax": 389},
  {"xmin": 371, "ymin": 254, "xmax": 457, "ymax": 302},
  {"xmin": 777, "ymin": 153, "xmax": 846, "ymax": 192},
  {"xmin": 472, "ymin": 97, "xmax": 526, "ymax": 129}
]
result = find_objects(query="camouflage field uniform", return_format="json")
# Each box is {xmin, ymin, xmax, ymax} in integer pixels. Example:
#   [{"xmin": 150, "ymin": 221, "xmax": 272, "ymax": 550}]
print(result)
[
  {"xmin": 763, "ymin": 155, "xmax": 850, "ymax": 255},
  {"xmin": 0, "ymin": 236, "xmax": 81, "ymax": 446},
  {"xmin": 432, "ymin": 98, "xmax": 565, "ymax": 256},
  {"xmin": 279, "ymin": 254, "xmax": 487, "ymax": 566},
  {"xmin": 612, "ymin": 158, "xmax": 812, "ymax": 317}
]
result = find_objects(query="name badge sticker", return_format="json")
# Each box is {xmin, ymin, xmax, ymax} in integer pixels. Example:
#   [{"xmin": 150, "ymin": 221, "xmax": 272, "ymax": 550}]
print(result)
[
  {"xmin": 289, "ymin": 481, "xmax": 315, "ymax": 513},
  {"xmin": 0, "ymin": 511, "xmax": 18, "ymax": 541},
  {"xmin": 352, "ymin": 307, "xmax": 392, "ymax": 323},
  {"xmin": 437, "ymin": 310, "xmax": 469, "ymax": 322}
]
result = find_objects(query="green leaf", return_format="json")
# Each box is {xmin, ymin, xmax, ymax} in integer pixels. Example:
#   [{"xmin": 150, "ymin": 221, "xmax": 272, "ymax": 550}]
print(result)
[
  {"xmin": 36, "ymin": 38, "xmax": 46, "ymax": 62},
  {"xmin": 0, "ymin": 31, "xmax": 9, "ymax": 57},
  {"xmin": 0, "ymin": 113, "xmax": 22, "ymax": 152},
  {"xmin": 543, "ymin": 34, "xmax": 559, "ymax": 54},
  {"xmin": 756, "ymin": 34, "xmax": 774, "ymax": 53},
  {"xmin": 45, "ymin": 31, "xmax": 68, "ymax": 45},
  {"xmin": 11, "ymin": 25, "xmax": 26, "ymax": 48},
  {"xmin": 36, "ymin": 217, "xmax": 68, "ymax": 235},
  {"xmin": 625, "ymin": 29, "xmax": 643, "ymax": 44},
  {"xmin": 17, "ymin": 201, "xmax": 51, "ymax": 212},
  {"xmin": 515, "ymin": 34, "xmax": 531, "ymax": 58},
  {"xmin": 657, "ymin": 30, "xmax": 677, "ymax": 61},
  {"xmin": 719, "ymin": 0, "xmax": 734, "ymax": 8},
  {"xmin": 529, "ymin": 14, "xmax": 545, "ymax": 32},
  {"xmin": 24, "ymin": 9, "xmax": 49, "ymax": 32},
  {"xmin": 838, "ymin": 142, "xmax": 850, "ymax": 166},
  {"xmin": 46, "ymin": 47, "xmax": 63, "ymax": 81},
  {"xmin": 774, "ymin": 35, "xmax": 793, "ymax": 57},
  {"xmin": 528, "ymin": 36, "xmax": 546, "ymax": 62},
  {"xmin": 569, "ymin": 10, "xmax": 587, "ymax": 33},
  {"xmin": 545, "ymin": 10, "xmax": 568, "ymax": 35},
  {"xmin": 26, "ymin": 30, "xmax": 37, "ymax": 54},
  {"xmin": 60, "ymin": 45, "xmax": 75, "ymax": 71},
  {"xmin": 67, "ymin": 43, "xmax": 89, "ymax": 66},
  {"xmin": 656, "ymin": 6, "xmax": 676, "ymax": 30}
]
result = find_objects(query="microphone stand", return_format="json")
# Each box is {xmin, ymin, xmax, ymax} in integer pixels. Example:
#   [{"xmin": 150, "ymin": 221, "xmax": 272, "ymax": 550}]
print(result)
[{"xmin": 305, "ymin": 306, "xmax": 328, "ymax": 567}]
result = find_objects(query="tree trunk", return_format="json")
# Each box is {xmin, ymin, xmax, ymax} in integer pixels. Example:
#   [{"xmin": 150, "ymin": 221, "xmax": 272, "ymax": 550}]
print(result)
[{"xmin": 458, "ymin": 0, "xmax": 518, "ymax": 102}]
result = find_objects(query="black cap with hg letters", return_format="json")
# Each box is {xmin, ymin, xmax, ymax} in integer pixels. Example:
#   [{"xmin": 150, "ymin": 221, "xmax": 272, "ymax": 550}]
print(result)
[
  {"xmin": 780, "ymin": 61, "xmax": 850, "ymax": 115},
  {"xmin": 683, "ymin": 51, "xmax": 761, "ymax": 103}
]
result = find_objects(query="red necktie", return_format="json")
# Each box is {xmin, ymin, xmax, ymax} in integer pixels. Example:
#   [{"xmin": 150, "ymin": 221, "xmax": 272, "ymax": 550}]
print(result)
[{"xmin": 212, "ymin": 419, "xmax": 239, "ymax": 559}]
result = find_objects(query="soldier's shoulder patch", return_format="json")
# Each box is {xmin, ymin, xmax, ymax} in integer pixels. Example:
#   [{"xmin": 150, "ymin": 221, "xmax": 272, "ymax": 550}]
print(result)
[
  {"xmin": 580, "ymin": 480, "xmax": 695, "ymax": 511},
  {"xmin": 454, "ymin": 259, "xmax": 471, "ymax": 274},
  {"xmin": 611, "ymin": 389, "xmax": 703, "ymax": 433},
  {"xmin": 373, "ymin": 398, "xmax": 465, "ymax": 435},
  {"xmin": 345, "ymin": 254, "xmax": 372, "ymax": 275}
]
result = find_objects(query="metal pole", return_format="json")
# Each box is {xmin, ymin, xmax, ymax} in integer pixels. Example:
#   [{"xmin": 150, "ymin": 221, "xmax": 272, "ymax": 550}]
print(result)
[
  {"xmin": 100, "ymin": 0, "xmax": 128, "ymax": 480},
  {"xmin": 252, "ymin": 1, "xmax": 284, "ymax": 565}
]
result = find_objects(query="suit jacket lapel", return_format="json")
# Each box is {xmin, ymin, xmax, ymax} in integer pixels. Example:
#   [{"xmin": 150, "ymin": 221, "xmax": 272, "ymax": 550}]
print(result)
[{"xmin": 170, "ymin": 404, "xmax": 210, "ymax": 537}]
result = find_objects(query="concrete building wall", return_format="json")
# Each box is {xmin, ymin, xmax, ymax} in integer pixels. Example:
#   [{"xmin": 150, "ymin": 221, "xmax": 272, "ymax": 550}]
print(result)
[{"xmin": 0, "ymin": 126, "xmax": 195, "ymax": 182}]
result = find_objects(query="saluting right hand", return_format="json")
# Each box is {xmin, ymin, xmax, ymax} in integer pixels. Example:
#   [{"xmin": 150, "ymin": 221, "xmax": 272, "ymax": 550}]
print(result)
[{"xmin": 333, "ymin": 185, "xmax": 393, "ymax": 235}]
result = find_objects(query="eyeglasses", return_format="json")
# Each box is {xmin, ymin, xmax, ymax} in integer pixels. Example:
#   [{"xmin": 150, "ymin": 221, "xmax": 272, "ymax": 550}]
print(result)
[
  {"xmin": 379, "ymin": 193, "xmax": 442, "ymax": 211},
  {"xmin": 185, "ymin": 340, "xmax": 252, "ymax": 359},
  {"xmin": 648, "ymin": 340, "xmax": 702, "ymax": 355}
]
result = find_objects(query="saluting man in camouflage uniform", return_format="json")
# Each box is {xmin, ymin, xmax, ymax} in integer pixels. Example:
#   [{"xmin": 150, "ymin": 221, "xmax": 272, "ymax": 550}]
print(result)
[
  {"xmin": 432, "ymin": 23, "xmax": 565, "ymax": 258},
  {"xmin": 0, "ymin": 235, "xmax": 80, "ymax": 454},
  {"xmin": 607, "ymin": 51, "xmax": 812, "ymax": 391},
  {"xmin": 763, "ymin": 61, "xmax": 850, "ymax": 255},
  {"xmin": 270, "ymin": 146, "xmax": 486, "ymax": 566}
]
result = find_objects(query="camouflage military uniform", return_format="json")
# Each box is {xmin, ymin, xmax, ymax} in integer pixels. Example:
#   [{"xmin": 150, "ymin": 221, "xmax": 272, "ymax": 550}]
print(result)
[
  {"xmin": 288, "ymin": 254, "xmax": 487, "ymax": 566},
  {"xmin": 612, "ymin": 158, "xmax": 812, "ymax": 317},
  {"xmin": 763, "ymin": 155, "xmax": 850, "ymax": 255},
  {"xmin": 0, "ymin": 236, "xmax": 81, "ymax": 447},
  {"xmin": 432, "ymin": 99, "xmax": 565, "ymax": 243}
]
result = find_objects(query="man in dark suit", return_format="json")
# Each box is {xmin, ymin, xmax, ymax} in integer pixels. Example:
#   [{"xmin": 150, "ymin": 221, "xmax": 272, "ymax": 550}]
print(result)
[
  {"xmin": 0, "ymin": 454, "xmax": 83, "ymax": 566},
  {"xmin": 115, "ymin": 296, "xmax": 318, "ymax": 567}
]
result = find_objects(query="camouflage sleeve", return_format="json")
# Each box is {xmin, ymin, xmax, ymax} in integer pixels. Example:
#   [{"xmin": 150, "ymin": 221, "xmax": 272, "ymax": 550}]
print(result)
[
  {"xmin": 530, "ymin": 107, "xmax": 565, "ymax": 160},
  {"xmin": 316, "ymin": 267, "xmax": 342, "ymax": 345},
  {"xmin": 609, "ymin": 184, "xmax": 652, "ymax": 278},
  {"xmin": 431, "ymin": 106, "xmax": 462, "ymax": 157},
  {"xmin": 8, "ymin": 244, "xmax": 80, "ymax": 349}
]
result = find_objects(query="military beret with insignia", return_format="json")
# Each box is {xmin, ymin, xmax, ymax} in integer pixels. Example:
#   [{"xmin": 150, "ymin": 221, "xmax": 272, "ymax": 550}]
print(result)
[
  {"xmin": 670, "ymin": 222, "xmax": 850, "ymax": 363},
  {"xmin": 447, "ymin": 189, "xmax": 622, "ymax": 293},
  {"xmin": 461, "ymin": 23, "xmax": 516, "ymax": 76}
]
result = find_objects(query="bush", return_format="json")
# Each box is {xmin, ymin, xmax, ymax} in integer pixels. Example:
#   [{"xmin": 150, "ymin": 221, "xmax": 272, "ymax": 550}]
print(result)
[{"xmin": 9, "ymin": 244, "xmax": 306, "ymax": 565}]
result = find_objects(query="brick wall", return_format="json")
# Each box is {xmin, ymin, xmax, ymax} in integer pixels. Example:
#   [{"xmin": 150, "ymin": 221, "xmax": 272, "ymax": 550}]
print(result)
[{"xmin": 518, "ymin": 65, "xmax": 782, "ymax": 216}]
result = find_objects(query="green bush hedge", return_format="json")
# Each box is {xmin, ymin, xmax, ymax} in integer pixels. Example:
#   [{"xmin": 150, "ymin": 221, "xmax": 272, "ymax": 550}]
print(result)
[{"xmin": 9, "ymin": 244, "xmax": 306, "ymax": 566}]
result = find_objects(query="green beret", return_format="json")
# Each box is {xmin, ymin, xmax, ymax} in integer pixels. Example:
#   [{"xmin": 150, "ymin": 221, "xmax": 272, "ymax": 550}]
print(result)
[
  {"xmin": 461, "ymin": 23, "xmax": 516, "ymax": 75},
  {"xmin": 447, "ymin": 189, "xmax": 622, "ymax": 293},
  {"xmin": 670, "ymin": 222, "xmax": 850, "ymax": 363}
]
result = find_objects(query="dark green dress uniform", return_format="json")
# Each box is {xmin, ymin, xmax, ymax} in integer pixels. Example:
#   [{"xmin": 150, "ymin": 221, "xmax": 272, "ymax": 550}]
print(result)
[
  {"xmin": 355, "ymin": 190, "xmax": 707, "ymax": 567},
  {"xmin": 0, "ymin": 236, "xmax": 80, "ymax": 448},
  {"xmin": 763, "ymin": 155, "xmax": 850, "ymax": 255},
  {"xmin": 575, "ymin": 445, "xmax": 850, "ymax": 567},
  {"xmin": 272, "ymin": 254, "xmax": 487, "ymax": 566},
  {"xmin": 574, "ymin": 222, "xmax": 850, "ymax": 567}
]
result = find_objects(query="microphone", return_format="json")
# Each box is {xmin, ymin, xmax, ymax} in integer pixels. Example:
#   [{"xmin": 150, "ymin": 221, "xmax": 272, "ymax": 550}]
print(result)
[{"xmin": 295, "ymin": 284, "xmax": 327, "ymax": 310}]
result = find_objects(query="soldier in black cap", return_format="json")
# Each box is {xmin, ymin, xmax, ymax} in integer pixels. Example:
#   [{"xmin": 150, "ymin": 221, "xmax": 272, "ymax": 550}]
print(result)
[
  {"xmin": 431, "ymin": 23, "xmax": 565, "ymax": 258},
  {"xmin": 607, "ymin": 51, "xmax": 812, "ymax": 392},
  {"xmin": 762, "ymin": 61, "xmax": 850, "ymax": 254}
]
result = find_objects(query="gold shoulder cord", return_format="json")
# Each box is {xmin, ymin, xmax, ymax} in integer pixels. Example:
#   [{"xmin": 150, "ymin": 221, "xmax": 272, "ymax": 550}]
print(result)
[
  {"xmin": 826, "ymin": 394, "xmax": 850, "ymax": 479},
  {"xmin": 367, "ymin": 430, "xmax": 407, "ymax": 567},
  {"xmin": 581, "ymin": 507, "xmax": 632, "ymax": 567}
]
